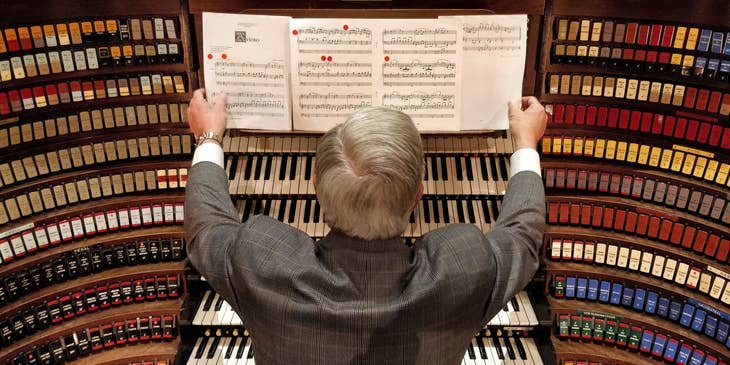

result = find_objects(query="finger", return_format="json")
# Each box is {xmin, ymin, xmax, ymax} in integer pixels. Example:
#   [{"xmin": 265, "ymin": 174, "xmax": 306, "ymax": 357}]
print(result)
[
  {"xmin": 214, "ymin": 93, "xmax": 228, "ymax": 112},
  {"xmin": 192, "ymin": 88, "xmax": 206, "ymax": 103},
  {"xmin": 524, "ymin": 97, "xmax": 544, "ymax": 112},
  {"xmin": 521, "ymin": 96, "xmax": 540, "ymax": 109},
  {"xmin": 508, "ymin": 99, "xmax": 522, "ymax": 115}
]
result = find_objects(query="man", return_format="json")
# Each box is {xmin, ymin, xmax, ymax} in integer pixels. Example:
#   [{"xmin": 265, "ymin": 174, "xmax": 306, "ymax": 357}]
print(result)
[{"xmin": 185, "ymin": 89, "xmax": 546, "ymax": 365}]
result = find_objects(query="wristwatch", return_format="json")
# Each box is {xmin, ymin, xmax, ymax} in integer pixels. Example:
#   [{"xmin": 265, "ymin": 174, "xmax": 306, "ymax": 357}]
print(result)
[{"xmin": 196, "ymin": 131, "xmax": 223, "ymax": 146}]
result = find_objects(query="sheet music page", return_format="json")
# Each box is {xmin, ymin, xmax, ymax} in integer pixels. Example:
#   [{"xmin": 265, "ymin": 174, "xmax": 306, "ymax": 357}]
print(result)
[
  {"xmin": 440, "ymin": 15, "xmax": 528, "ymax": 130},
  {"xmin": 290, "ymin": 19, "xmax": 377, "ymax": 131},
  {"xmin": 203, "ymin": 12, "xmax": 292, "ymax": 130},
  {"xmin": 378, "ymin": 19, "xmax": 462, "ymax": 131}
]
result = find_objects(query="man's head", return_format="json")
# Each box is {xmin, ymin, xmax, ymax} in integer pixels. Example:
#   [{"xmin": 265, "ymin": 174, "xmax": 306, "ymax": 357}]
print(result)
[{"xmin": 315, "ymin": 107, "xmax": 424, "ymax": 240}]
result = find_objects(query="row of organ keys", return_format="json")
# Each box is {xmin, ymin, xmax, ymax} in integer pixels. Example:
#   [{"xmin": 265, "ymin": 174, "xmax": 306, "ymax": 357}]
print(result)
[{"xmin": 182, "ymin": 133, "xmax": 545, "ymax": 364}]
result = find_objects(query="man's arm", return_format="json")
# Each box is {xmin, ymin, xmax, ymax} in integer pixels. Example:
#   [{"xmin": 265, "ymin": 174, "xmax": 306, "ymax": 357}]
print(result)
[
  {"xmin": 184, "ymin": 89, "xmax": 245, "ymax": 311},
  {"xmin": 479, "ymin": 97, "xmax": 547, "ymax": 325}
]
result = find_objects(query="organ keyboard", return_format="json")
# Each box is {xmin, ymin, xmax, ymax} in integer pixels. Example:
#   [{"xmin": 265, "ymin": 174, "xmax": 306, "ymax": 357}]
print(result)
[
  {"xmin": 190, "ymin": 289, "xmax": 538, "ymax": 329},
  {"xmin": 183, "ymin": 333, "xmax": 543, "ymax": 365},
  {"xmin": 183, "ymin": 286, "xmax": 543, "ymax": 364}
]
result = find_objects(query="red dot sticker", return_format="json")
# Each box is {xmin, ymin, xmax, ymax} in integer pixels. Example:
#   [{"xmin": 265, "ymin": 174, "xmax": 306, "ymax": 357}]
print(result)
[
  {"xmin": 384, "ymin": 56, "xmax": 390, "ymax": 62},
  {"xmin": 321, "ymin": 55, "xmax": 326, "ymax": 61},
  {"xmin": 207, "ymin": 54, "xmax": 213, "ymax": 59},
  {"xmin": 292, "ymin": 30, "xmax": 298, "ymax": 35},
  {"xmin": 221, "ymin": 54, "xmax": 227, "ymax": 60},
  {"xmin": 343, "ymin": 25, "xmax": 349, "ymax": 31},
  {"xmin": 327, "ymin": 56, "xmax": 332, "ymax": 62}
]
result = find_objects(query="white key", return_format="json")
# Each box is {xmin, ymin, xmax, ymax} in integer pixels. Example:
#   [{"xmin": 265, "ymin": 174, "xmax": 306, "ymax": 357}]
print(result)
[
  {"xmin": 202, "ymin": 293, "xmax": 222, "ymax": 325},
  {"xmin": 523, "ymin": 338, "xmax": 543, "ymax": 365},
  {"xmin": 224, "ymin": 337, "xmax": 243, "ymax": 365},
  {"xmin": 207, "ymin": 337, "xmax": 231, "ymax": 365},
  {"xmin": 517, "ymin": 292, "xmax": 538, "ymax": 326},
  {"xmin": 193, "ymin": 291, "xmax": 211, "ymax": 325},
  {"xmin": 187, "ymin": 337, "xmax": 205, "ymax": 365}
]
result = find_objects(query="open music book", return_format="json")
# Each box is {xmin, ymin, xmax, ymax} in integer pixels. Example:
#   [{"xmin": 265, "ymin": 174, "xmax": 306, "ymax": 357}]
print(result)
[{"xmin": 202, "ymin": 13, "xmax": 527, "ymax": 132}]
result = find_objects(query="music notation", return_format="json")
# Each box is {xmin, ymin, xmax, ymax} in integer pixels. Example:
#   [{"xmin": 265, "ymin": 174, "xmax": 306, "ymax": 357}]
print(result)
[
  {"xmin": 379, "ymin": 21, "xmax": 461, "ymax": 130},
  {"xmin": 440, "ymin": 15, "xmax": 528, "ymax": 130},
  {"xmin": 298, "ymin": 92, "xmax": 372, "ymax": 117},
  {"xmin": 203, "ymin": 13, "xmax": 292, "ymax": 130},
  {"xmin": 290, "ymin": 19, "xmax": 377, "ymax": 130},
  {"xmin": 382, "ymin": 92, "xmax": 455, "ymax": 114}
]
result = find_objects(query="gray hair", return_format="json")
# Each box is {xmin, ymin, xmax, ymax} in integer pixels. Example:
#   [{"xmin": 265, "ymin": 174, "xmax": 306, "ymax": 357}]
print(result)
[{"xmin": 315, "ymin": 107, "xmax": 424, "ymax": 240}]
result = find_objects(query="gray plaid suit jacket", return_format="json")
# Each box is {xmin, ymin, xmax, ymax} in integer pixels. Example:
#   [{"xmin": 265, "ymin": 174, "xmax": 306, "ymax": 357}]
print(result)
[{"xmin": 185, "ymin": 161, "xmax": 545, "ymax": 365}]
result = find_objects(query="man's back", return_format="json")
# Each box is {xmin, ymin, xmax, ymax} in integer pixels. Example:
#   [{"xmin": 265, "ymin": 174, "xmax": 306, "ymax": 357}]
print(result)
[{"xmin": 185, "ymin": 162, "xmax": 544, "ymax": 365}]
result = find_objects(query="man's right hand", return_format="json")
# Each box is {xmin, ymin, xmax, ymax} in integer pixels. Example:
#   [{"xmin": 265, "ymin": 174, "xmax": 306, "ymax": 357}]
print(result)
[
  {"xmin": 508, "ymin": 96, "xmax": 547, "ymax": 151},
  {"xmin": 188, "ymin": 88, "xmax": 228, "ymax": 140}
]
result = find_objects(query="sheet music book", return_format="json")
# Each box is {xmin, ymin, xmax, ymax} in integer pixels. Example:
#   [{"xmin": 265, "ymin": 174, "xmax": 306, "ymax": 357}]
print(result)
[{"xmin": 202, "ymin": 13, "xmax": 528, "ymax": 132}]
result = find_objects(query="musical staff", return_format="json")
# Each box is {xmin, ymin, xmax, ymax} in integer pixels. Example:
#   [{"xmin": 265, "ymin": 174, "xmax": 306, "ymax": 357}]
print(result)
[
  {"xmin": 382, "ymin": 92, "xmax": 455, "ymax": 113},
  {"xmin": 290, "ymin": 19, "xmax": 377, "ymax": 131},
  {"xmin": 298, "ymin": 92, "xmax": 373, "ymax": 117}
]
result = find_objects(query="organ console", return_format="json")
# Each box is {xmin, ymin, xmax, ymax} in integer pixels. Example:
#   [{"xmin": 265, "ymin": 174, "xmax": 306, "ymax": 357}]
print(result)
[{"xmin": 0, "ymin": 0, "xmax": 727, "ymax": 364}]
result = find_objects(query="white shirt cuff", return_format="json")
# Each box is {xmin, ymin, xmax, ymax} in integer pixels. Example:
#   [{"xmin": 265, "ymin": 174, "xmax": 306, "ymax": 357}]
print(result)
[
  {"xmin": 509, "ymin": 148, "xmax": 541, "ymax": 178},
  {"xmin": 192, "ymin": 142, "xmax": 224, "ymax": 168}
]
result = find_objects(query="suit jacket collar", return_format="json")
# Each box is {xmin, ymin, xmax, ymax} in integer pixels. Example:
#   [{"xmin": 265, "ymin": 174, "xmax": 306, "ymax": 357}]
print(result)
[{"xmin": 317, "ymin": 229, "xmax": 411, "ymax": 253}]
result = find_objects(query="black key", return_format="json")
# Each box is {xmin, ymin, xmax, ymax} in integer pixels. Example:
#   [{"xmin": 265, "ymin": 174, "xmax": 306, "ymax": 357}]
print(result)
[
  {"xmin": 497, "ymin": 156, "xmax": 509, "ymax": 178},
  {"xmin": 440, "ymin": 156, "xmax": 448, "ymax": 181},
  {"xmin": 502, "ymin": 335, "xmax": 516, "ymax": 360},
  {"xmin": 195, "ymin": 337, "xmax": 210, "ymax": 359},
  {"xmin": 228, "ymin": 155, "xmax": 239, "ymax": 180},
  {"xmin": 202, "ymin": 291, "xmax": 215, "ymax": 311},
  {"xmin": 253, "ymin": 199, "xmax": 263, "ymax": 215},
  {"xmin": 225, "ymin": 337, "xmax": 237, "ymax": 359},
  {"xmin": 423, "ymin": 158, "xmax": 429, "ymax": 180},
  {"xmin": 236, "ymin": 337, "xmax": 247, "ymax": 359},
  {"xmin": 464, "ymin": 156, "xmax": 474, "ymax": 181},
  {"xmin": 511, "ymin": 297, "xmax": 520, "ymax": 311},
  {"xmin": 303, "ymin": 199, "xmax": 312, "ymax": 223},
  {"xmin": 263, "ymin": 200, "xmax": 272, "ymax": 216},
  {"xmin": 243, "ymin": 155, "xmax": 254, "ymax": 179},
  {"xmin": 288, "ymin": 199, "xmax": 297, "ymax": 223},
  {"xmin": 476, "ymin": 336, "xmax": 488, "ymax": 359},
  {"xmin": 248, "ymin": 345, "xmax": 254, "ymax": 358},
  {"xmin": 456, "ymin": 201, "xmax": 465, "ymax": 223},
  {"xmin": 480, "ymin": 198, "xmax": 492, "ymax": 223},
  {"xmin": 409, "ymin": 210, "xmax": 416, "ymax": 223},
  {"xmin": 422, "ymin": 200, "xmax": 431, "ymax": 224},
  {"xmin": 279, "ymin": 155, "xmax": 289, "ymax": 180},
  {"xmin": 491, "ymin": 198, "xmax": 501, "ymax": 220},
  {"xmin": 242, "ymin": 199, "xmax": 253, "ymax": 222},
  {"xmin": 313, "ymin": 201, "xmax": 321, "ymax": 223},
  {"xmin": 466, "ymin": 200, "xmax": 476, "ymax": 223},
  {"xmin": 289, "ymin": 155, "xmax": 298, "ymax": 180},
  {"xmin": 492, "ymin": 336, "xmax": 505, "ymax": 359},
  {"xmin": 263, "ymin": 155, "xmax": 273, "ymax": 180},
  {"xmin": 514, "ymin": 337, "xmax": 527, "ymax": 360},
  {"xmin": 479, "ymin": 156, "xmax": 489, "ymax": 180},
  {"xmin": 207, "ymin": 336, "xmax": 221, "ymax": 359},
  {"xmin": 304, "ymin": 155, "xmax": 313, "ymax": 180},
  {"xmin": 253, "ymin": 155, "xmax": 263, "ymax": 179},
  {"xmin": 488, "ymin": 156, "xmax": 499, "ymax": 180},
  {"xmin": 277, "ymin": 198, "xmax": 288, "ymax": 222},
  {"xmin": 430, "ymin": 157, "xmax": 439, "ymax": 180},
  {"xmin": 441, "ymin": 199, "xmax": 450, "ymax": 223},
  {"xmin": 431, "ymin": 199, "xmax": 440, "ymax": 223},
  {"xmin": 214, "ymin": 295, "xmax": 224, "ymax": 311},
  {"xmin": 455, "ymin": 157, "xmax": 464, "ymax": 180},
  {"xmin": 467, "ymin": 341, "xmax": 476, "ymax": 359}
]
